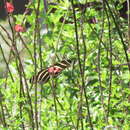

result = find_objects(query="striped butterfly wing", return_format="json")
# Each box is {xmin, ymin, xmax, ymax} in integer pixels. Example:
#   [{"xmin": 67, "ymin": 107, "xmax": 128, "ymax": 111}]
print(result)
[
  {"xmin": 30, "ymin": 59, "xmax": 72, "ymax": 84},
  {"xmin": 54, "ymin": 59, "xmax": 72, "ymax": 70},
  {"xmin": 30, "ymin": 69, "xmax": 50, "ymax": 84}
]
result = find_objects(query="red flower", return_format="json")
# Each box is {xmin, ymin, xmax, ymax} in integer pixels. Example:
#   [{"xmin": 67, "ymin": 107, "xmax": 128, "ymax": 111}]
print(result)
[
  {"xmin": 5, "ymin": 2, "xmax": 14, "ymax": 13},
  {"xmin": 48, "ymin": 66, "xmax": 62, "ymax": 74},
  {"xmin": 14, "ymin": 25, "xmax": 25, "ymax": 32}
]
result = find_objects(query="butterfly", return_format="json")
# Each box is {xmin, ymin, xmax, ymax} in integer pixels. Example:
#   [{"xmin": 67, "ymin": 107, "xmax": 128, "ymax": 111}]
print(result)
[{"xmin": 30, "ymin": 59, "xmax": 73, "ymax": 84}]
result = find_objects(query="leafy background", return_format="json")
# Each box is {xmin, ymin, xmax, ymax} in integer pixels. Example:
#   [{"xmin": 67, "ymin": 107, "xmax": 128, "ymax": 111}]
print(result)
[{"xmin": 0, "ymin": 0, "xmax": 130, "ymax": 129}]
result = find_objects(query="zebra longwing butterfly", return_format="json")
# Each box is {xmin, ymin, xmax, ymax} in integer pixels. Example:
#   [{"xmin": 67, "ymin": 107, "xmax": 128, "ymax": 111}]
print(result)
[{"xmin": 30, "ymin": 59, "xmax": 72, "ymax": 84}]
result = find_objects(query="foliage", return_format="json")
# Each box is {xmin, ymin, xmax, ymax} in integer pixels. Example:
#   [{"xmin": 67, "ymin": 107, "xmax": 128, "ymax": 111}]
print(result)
[{"xmin": 0, "ymin": 0, "xmax": 130, "ymax": 129}]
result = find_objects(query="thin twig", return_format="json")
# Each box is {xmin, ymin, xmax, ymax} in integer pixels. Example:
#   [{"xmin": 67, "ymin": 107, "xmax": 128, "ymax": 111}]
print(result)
[
  {"xmin": 0, "ymin": 94, "xmax": 7, "ymax": 127},
  {"xmin": 0, "ymin": 44, "xmax": 14, "ymax": 82},
  {"xmin": 104, "ymin": 0, "xmax": 130, "ymax": 72},
  {"xmin": 50, "ymin": 77, "xmax": 59, "ymax": 127},
  {"xmin": 18, "ymin": 33, "xmax": 34, "ymax": 64},
  {"xmin": 71, "ymin": 0, "xmax": 93, "ymax": 129},
  {"xmin": 5, "ymin": 7, "xmax": 35, "ymax": 128},
  {"xmin": 33, "ymin": 0, "xmax": 41, "ymax": 129},
  {"xmin": 104, "ymin": 2, "xmax": 113, "ymax": 123},
  {"xmin": 19, "ymin": 63, "xmax": 25, "ymax": 130},
  {"xmin": 97, "ymin": 0, "xmax": 106, "ymax": 123},
  {"xmin": 127, "ymin": 0, "xmax": 130, "ymax": 46}
]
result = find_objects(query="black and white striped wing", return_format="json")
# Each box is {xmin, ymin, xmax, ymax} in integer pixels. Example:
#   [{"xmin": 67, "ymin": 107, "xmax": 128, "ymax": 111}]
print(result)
[
  {"xmin": 30, "ymin": 69, "xmax": 50, "ymax": 84},
  {"xmin": 54, "ymin": 59, "xmax": 72, "ymax": 70}
]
